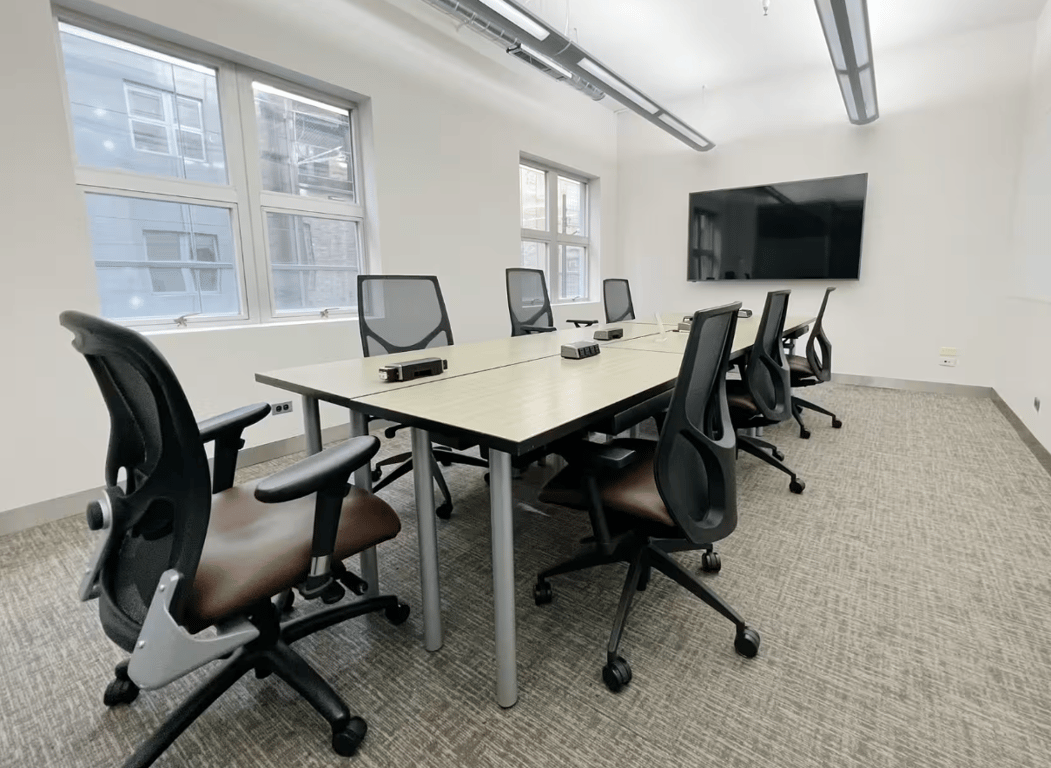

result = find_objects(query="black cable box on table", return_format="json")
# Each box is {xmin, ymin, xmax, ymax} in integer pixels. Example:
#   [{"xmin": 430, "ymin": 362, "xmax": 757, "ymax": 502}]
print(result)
[{"xmin": 379, "ymin": 357, "xmax": 447, "ymax": 382}]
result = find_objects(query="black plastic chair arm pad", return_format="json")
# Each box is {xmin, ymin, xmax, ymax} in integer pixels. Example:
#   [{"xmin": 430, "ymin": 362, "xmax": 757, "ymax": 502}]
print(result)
[
  {"xmin": 783, "ymin": 325, "xmax": 810, "ymax": 341},
  {"xmin": 567, "ymin": 319, "xmax": 599, "ymax": 327},
  {"xmin": 557, "ymin": 440, "xmax": 640, "ymax": 472},
  {"xmin": 255, "ymin": 436, "xmax": 381, "ymax": 503},
  {"xmin": 522, "ymin": 324, "xmax": 557, "ymax": 333},
  {"xmin": 198, "ymin": 403, "xmax": 271, "ymax": 443},
  {"xmin": 383, "ymin": 423, "xmax": 410, "ymax": 439}
]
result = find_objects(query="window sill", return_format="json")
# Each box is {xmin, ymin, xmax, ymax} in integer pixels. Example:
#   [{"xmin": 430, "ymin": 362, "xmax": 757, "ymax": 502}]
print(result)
[{"xmin": 142, "ymin": 315, "xmax": 359, "ymax": 337}]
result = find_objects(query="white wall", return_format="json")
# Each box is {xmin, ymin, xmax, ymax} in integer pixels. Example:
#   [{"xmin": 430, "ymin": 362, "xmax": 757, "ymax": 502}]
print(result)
[
  {"xmin": 997, "ymin": 0, "xmax": 1051, "ymax": 450},
  {"xmin": 0, "ymin": 0, "xmax": 618, "ymax": 514},
  {"xmin": 617, "ymin": 22, "xmax": 1035, "ymax": 388}
]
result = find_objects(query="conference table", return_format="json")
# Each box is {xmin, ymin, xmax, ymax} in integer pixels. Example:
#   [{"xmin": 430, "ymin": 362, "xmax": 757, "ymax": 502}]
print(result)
[{"xmin": 256, "ymin": 313, "xmax": 813, "ymax": 708}]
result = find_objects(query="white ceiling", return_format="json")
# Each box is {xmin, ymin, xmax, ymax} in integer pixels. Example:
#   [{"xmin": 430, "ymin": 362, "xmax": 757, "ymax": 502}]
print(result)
[{"xmin": 512, "ymin": 0, "xmax": 1046, "ymax": 102}]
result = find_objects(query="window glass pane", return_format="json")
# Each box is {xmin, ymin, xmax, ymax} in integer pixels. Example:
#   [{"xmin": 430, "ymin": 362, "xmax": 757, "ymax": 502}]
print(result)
[
  {"xmin": 520, "ymin": 165, "xmax": 546, "ymax": 229},
  {"xmin": 267, "ymin": 213, "xmax": 360, "ymax": 312},
  {"xmin": 84, "ymin": 194, "xmax": 241, "ymax": 320},
  {"xmin": 520, "ymin": 240, "xmax": 547, "ymax": 273},
  {"xmin": 58, "ymin": 24, "xmax": 227, "ymax": 184},
  {"xmin": 557, "ymin": 176, "xmax": 586, "ymax": 236},
  {"xmin": 559, "ymin": 245, "xmax": 588, "ymax": 301},
  {"xmin": 254, "ymin": 83, "xmax": 354, "ymax": 201}
]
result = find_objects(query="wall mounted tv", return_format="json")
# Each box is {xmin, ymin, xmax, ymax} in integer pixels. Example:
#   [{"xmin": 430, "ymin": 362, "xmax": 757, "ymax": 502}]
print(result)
[{"xmin": 687, "ymin": 173, "xmax": 868, "ymax": 281}]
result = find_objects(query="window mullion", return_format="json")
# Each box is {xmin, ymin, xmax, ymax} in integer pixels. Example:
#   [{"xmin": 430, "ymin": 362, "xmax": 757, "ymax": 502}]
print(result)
[
  {"xmin": 547, "ymin": 169, "xmax": 560, "ymax": 302},
  {"xmin": 231, "ymin": 66, "xmax": 274, "ymax": 322}
]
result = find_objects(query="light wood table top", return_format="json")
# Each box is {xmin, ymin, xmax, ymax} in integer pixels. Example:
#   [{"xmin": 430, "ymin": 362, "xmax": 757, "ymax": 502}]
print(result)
[
  {"xmin": 355, "ymin": 347, "xmax": 686, "ymax": 455},
  {"xmin": 255, "ymin": 323, "xmax": 657, "ymax": 406},
  {"xmin": 610, "ymin": 315, "xmax": 813, "ymax": 358}
]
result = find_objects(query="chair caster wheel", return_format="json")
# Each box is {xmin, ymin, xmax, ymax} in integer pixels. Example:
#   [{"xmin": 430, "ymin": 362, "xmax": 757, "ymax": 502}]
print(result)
[
  {"xmin": 332, "ymin": 717, "xmax": 368, "ymax": 757},
  {"xmin": 483, "ymin": 473, "xmax": 490, "ymax": 485},
  {"xmin": 602, "ymin": 656, "xmax": 632, "ymax": 692},
  {"xmin": 772, "ymin": 448, "xmax": 785, "ymax": 461},
  {"xmin": 276, "ymin": 590, "xmax": 295, "ymax": 613},
  {"xmin": 321, "ymin": 581, "xmax": 347, "ymax": 605},
  {"xmin": 790, "ymin": 479, "xmax": 806, "ymax": 494},
  {"xmin": 734, "ymin": 627, "xmax": 761, "ymax": 658},
  {"xmin": 799, "ymin": 428, "xmax": 811, "ymax": 440},
  {"xmin": 832, "ymin": 418, "xmax": 843, "ymax": 429},
  {"xmin": 436, "ymin": 502, "xmax": 453, "ymax": 520},
  {"xmin": 385, "ymin": 601, "xmax": 411, "ymax": 626},
  {"xmin": 700, "ymin": 551, "xmax": 722, "ymax": 573},
  {"xmin": 533, "ymin": 581, "xmax": 553, "ymax": 605},
  {"xmin": 371, "ymin": 467, "xmax": 382, "ymax": 483},
  {"xmin": 103, "ymin": 662, "xmax": 139, "ymax": 707}
]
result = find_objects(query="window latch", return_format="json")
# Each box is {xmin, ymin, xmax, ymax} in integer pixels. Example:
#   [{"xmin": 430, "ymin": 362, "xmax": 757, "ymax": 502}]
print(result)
[
  {"xmin": 174, "ymin": 312, "xmax": 200, "ymax": 327},
  {"xmin": 319, "ymin": 307, "xmax": 340, "ymax": 318}
]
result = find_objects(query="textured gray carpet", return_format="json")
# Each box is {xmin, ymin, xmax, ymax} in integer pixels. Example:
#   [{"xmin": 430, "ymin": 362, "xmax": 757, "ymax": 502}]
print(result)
[{"xmin": 2, "ymin": 384, "xmax": 1051, "ymax": 767}]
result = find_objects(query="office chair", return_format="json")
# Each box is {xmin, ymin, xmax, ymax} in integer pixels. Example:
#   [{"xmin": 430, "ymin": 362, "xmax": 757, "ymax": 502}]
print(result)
[
  {"xmin": 357, "ymin": 275, "xmax": 488, "ymax": 519},
  {"xmin": 602, "ymin": 278, "xmax": 635, "ymax": 323},
  {"xmin": 532, "ymin": 302, "xmax": 761, "ymax": 693},
  {"xmin": 725, "ymin": 290, "xmax": 806, "ymax": 494},
  {"xmin": 782, "ymin": 287, "xmax": 843, "ymax": 438},
  {"xmin": 61, "ymin": 311, "xmax": 410, "ymax": 767},
  {"xmin": 506, "ymin": 268, "xmax": 597, "ymax": 336}
]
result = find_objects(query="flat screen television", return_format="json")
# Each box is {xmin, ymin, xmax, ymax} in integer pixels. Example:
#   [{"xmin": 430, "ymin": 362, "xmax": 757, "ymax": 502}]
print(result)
[{"xmin": 687, "ymin": 173, "xmax": 868, "ymax": 281}]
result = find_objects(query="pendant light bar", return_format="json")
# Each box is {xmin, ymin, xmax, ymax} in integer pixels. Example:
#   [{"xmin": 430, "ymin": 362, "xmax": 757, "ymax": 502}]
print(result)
[
  {"xmin": 815, "ymin": 0, "xmax": 879, "ymax": 124},
  {"xmin": 429, "ymin": 0, "xmax": 715, "ymax": 151}
]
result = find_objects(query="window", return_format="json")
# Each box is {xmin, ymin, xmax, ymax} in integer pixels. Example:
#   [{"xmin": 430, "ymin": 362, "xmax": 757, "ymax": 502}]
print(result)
[
  {"xmin": 57, "ymin": 19, "xmax": 366, "ymax": 327},
  {"xmin": 519, "ymin": 160, "xmax": 592, "ymax": 302}
]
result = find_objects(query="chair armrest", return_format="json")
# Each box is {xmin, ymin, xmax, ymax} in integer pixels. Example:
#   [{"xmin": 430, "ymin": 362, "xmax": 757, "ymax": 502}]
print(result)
[
  {"xmin": 255, "ymin": 436, "xmax": 380, "ymax": 503},
  {"xmin": 255, "ymin": 436, "xmax": 382, "ymax": 601},
  {"xmin": 522, "ymin": 324, "xmax": 557, "ymax": 334},
  {"xmin": 590, "ymin": 391, "xmax": 672, "ymax": 436},
  {"xmin": 567, "ymin": 319, "xmax": 598, "ymax": 327},
  {"xmin": 556, "ymin": 439, "xmax": 641, "ymax": 472},
  {"xmin": 199, "ymin": 403, "xmax": 271, "ymax": 494},
  {"xmin": 383, "ymin": 423, "xmax": 410, "ymax": 439},
  {"xmin": 783, "ymin": 325, "xmax": 809, "ymax": 342},
  {"xmin": 198, "ymin": 403, "xmax": 271, "ymax": 444}
]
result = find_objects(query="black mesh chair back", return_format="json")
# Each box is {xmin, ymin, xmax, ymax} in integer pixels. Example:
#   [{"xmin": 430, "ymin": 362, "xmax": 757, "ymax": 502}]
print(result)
[
  {"xmin": 506, "ymin": 268, "xmax": 553, "ymax": 336},
  {"xmin": 654, "ymin": 302, "xmax": 741, "ymax": 544},
  {"xmin": 59, "ymin": 311, "xmax": 211, "ymax": 652},
  {"xmin": 357, "ymin": 275, "xmax": 453, "ymax": 357},
  {"xmin": 745, "ymin": 290, "xmax": 792, "ymax": 422},
  {"xmin": 806, "ymin": 287, "xmax": 835, "ymax": 382},
  {"xmin": 603, "ymin": 279, "xmax": 635, "ymax": 323}
]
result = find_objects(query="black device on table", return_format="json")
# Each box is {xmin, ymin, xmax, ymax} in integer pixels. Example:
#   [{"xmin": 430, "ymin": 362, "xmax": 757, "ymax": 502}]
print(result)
[{"xmin": 378, "ymin": 357, "xmax": 447, "ymax": 382}]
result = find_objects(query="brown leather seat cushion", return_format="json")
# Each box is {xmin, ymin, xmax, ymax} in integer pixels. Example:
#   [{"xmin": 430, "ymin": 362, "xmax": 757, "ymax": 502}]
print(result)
[
  {"xmin": 538, "ymin": 439, "xmax": 675, "ymax": 530},
  {"xmin": 788, "ymin": 354, "xmax": 818, "ymax": 381},
  {"xmin": 725, "ymin": 379, "xmax": 759, "ymax": 416},
  {"xmin": 186, "ymin": 481, "xmax": 400, "ymax": 631}
]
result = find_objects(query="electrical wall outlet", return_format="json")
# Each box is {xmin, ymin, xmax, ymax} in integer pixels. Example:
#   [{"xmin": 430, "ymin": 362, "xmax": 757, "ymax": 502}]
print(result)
[
  {"xmin": 273, "ymin": 401, "xmax": 293, "ymax": 415},
  {"xmin": 938, "ymin": 357, "xmax": 958, "ymax": 367}
]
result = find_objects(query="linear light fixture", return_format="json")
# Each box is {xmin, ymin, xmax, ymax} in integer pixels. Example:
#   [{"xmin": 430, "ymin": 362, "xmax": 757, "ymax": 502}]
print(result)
[
  {"xmin": 477, "ymin": 0, "xmax": 550, "ymax": 40},
  {"xmin": 420, "ymin": 0, "xmax": 715, "ymax": 151},
  {"xmin": 815, "ymin": 0, "xmax": 879, "ymax": 124}
]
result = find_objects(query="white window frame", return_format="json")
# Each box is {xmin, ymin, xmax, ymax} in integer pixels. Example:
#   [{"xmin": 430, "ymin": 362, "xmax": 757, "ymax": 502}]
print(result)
[
  {"xmin": 519, "ymin": 159, "xmax": 592, "ymax": 303},
  {"xmin": 54, "ymin": 12, "xmax": 368, "ymax": 330}
]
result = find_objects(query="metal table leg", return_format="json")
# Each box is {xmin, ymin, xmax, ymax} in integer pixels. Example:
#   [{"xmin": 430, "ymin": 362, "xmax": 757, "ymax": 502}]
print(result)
[
  {"xmin": 302, "ymin": 396, "xmax": 322, "ymax": 455},
  {"xmin": 489, "ymin": 449, "xmax": 518, "ymax": 708},
  {"xmin": 350, "ymin": 410, "xmax": 380, "ymax": 598},
  {"xmin": 411, "ymin": 428, "xmax": 443, "ymax": 651}
]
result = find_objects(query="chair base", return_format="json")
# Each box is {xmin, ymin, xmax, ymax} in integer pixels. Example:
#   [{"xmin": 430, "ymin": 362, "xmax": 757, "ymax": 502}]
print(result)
[
  {"xmin": 791, "ymin": 396, "xmax": 843, "ymax": 439},
  {"xmin": 372, "ymin": 447, "xmax": 489, "ymax": 520},
  {"xmin": 737, "ymin": 434, "xmax": 806, "ymax": 494},
  {"xmin": 109, "ymin": 594, "xmax": 407, "ymax": 768},
  {"xmin": 534, "ymin": 536, "xmax": 758, "ymax": 693}
]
